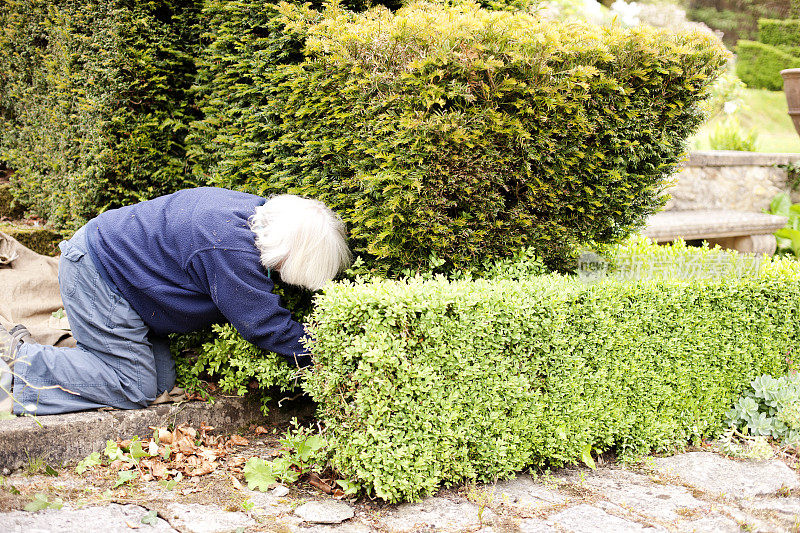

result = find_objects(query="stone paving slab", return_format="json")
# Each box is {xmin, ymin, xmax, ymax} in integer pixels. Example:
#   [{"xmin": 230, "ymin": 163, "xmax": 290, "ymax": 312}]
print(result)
[
  {"xmin": 2, "ymin": 503, "xmax": 176, "ymax": 532},
  {"xmin": 0, "ymin": 395, "xmax": 314, "ymax": 472},
  {"xmin": 650, "ymin": 451, "xmax": 800, "ymax": 499},
  {"xmin": 549, "ymin": 503, "xmax": 664, "ymax": 532},
  {"xmin": 380, "ymin": 496, "xmax": 498, "ymax": 532},
  {"xmin": 2, "ymin": 447, "xmax": 800, "ymax": 533}
]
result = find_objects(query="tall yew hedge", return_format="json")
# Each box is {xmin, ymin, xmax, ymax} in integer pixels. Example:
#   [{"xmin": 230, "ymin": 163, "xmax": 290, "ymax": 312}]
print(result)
[
  {"xmin": 0, "ymin": 0, "xmax": 203, "ymax": 230},
  {"xmin": 194, "ymin": 2, "xmax": 728, "ymax": 273}
]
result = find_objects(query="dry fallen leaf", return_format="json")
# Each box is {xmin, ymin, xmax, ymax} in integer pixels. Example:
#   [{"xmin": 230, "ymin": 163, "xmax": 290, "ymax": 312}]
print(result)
[
  {"xmin": 254, "ymin": 426, "xmax": 269, "ymax": 435},
  {"xmin": 188, "ymin": 462, "xmax": 216, "ymax": 477},
  {"xmin": 175, "ymin": 437, "xmax": 197, "ymax": 455},
  {"xmin": 156, "ymin": 428, "xmax": 173, "ymax": 444},
  {"xmin": 147, "ymin": 460, "xmax": 168, "ymax": 480},
  {"xmin": 180, "ymin": 426, "xmax": 197, "ymax": 439},
  {"xmin": 228, "ymin": 435, "xmax": 249, "ymax": 446},
  {"xmin": 226, "ymin": 456, "xmax": 247, "ymax": 468},
  {"xmin": 199, "ymin": 449, "xmax": 219, "ymax": 463},
  {"xmin": 110, "ymin": 460, "xmax": 134, "ymax": 471},
  {"xmin": 125, "ymin": 520, "xmax": 141, "ymax": 529},
  {"xmin": 307, "ymin": 472, "xmax": 333, "ymax": 494}
]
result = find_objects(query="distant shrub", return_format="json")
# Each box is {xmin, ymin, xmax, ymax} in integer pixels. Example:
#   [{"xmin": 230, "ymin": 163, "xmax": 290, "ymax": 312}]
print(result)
[
  {"xmin": 0, "ymin": 0, "xmax": 203, "ymax": 231},
  {"xmin": 687, "ymin": 0, "xmax": 792, "ymax": 49},
  {"xmin": 736, "ymin": 40, "xmax": 800, "ymax": 90},
  {"xmin": 195, "ymin": 1, "xmax": 727, "ymax": 276},
  {"xmin": 708, "ymin": 116, "xmax": 759, "ymax": 151},
  {"xmin": 759, "ymin": 18, "xmax": 800, "ymax": 47},
  {"xmin": 687, "ymin": 7, "xmax": 757, "ymax": 48}
]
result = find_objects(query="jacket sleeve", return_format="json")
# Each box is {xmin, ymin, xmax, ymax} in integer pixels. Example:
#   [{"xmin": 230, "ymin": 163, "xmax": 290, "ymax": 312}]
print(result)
[{"xmin": 187, "ymin": 248, "xmax": 311, "ymax": 367}]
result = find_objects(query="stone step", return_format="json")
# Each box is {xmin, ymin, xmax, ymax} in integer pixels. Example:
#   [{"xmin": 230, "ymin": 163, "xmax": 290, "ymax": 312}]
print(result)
[
  {"xmin": 0, "ymin": 394, "xmax": 315, "ymax": 471},
  {"xmin": 0, "ymin": 222, "xmax": 63, "ymax": 256},
  {"xmin": 0, "ymin": 182, "xmax": 25, "ymax": 220}
]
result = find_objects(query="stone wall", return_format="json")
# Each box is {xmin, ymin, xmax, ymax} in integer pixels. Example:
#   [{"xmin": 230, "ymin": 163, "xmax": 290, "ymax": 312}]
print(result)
[{"xmin": 664, "ymin": 151, "xmax": 800, "ymax": 212}]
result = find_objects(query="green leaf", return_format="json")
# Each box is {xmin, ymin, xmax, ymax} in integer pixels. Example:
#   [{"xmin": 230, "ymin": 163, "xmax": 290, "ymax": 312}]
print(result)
[
  {"xmin": 336, "ymin": 479, "xmax": 360, "ymax": 496},
  {"xmin": 75, "ymin": 452, "xmax": 102, "ymax": 474},
  {"xmin": 272, "ymin": 457, "xmax": 300, "ymax": 483},
  {"xmin": 43, "ymin": 465, "xmax": 58, "ymax": 477},
  {"xmin": 113, "ymin": 470, "xmax": 137, "ymax": 488},
  {"xmin": 158, "ymin": 479, "xmax": 178, "ymax": 491},
  {"xmin": 24, "ymin": 493, "xmax": 62, "ymax": 512},
  {"xmin": 129, "ymin": 440, "xmax": 151, "ymax": 462},
  {"xmin": 770, "ymin": 193, "xmax": 792, "ymax": 216},
  {"xmin": 243, "ymin": 458, "xmax": 277, "ymax": 491},
  {"xmin": 104, "ymin": 440, "xmax": 124, "ymax": 462},
  {"xmin": 776, "ymin": 228, "xmax": 800, "ymax": 255},
  {"xmin": 141, "ymin": 510, "xmax": 158, "ymax": 525},
  {"xmin": 580, "ymin": 444, "xmax": 596, "ymax": 471}
]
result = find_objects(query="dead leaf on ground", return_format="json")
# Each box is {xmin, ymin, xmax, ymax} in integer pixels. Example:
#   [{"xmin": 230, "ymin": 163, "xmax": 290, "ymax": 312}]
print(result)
[
  {"xmin": 307, "ymin": 472, "xmax": 334, "ymax": 494},
  {"xmin": 188, "ymin": 462, "xmax": 216, "ymax": 477},
  {"xmin": 228, "ymin": 435, "xmax": 249, "ymax": 446},
  {"xmin": 226, "ymin": 456, "xmax": 247, "ymax": 468},
  {"xmin": 110, "ymin": 460, "xmax": 134, "ymax": 471}
]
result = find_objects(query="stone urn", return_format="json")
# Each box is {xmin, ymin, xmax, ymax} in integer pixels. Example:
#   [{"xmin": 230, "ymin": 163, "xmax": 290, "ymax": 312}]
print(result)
[{"xmin": 782, "ymin": 68, "xmax": 800, "ymax": 137}]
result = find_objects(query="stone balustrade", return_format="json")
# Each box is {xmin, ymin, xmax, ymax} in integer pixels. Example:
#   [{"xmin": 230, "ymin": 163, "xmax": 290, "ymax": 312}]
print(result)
[
  {"xmin": 664, "ymin": 151, "xmax": 800, "ymax": 212},
  {"xmin": 642, "ymin": 151, "xmax": 800, "ymax": 255}
]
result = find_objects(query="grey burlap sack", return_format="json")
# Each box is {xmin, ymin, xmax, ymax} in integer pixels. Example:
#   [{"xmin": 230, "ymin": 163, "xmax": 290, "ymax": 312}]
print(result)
[{"xmin": 0, "ymin": 231, "xmax": 75, "ymax": 347}]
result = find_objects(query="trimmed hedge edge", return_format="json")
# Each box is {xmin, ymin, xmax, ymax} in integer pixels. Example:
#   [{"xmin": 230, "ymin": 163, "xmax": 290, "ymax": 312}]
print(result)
[{"xmin": 303, "ymin": 248, "xmax": 797, "ymax": 502}]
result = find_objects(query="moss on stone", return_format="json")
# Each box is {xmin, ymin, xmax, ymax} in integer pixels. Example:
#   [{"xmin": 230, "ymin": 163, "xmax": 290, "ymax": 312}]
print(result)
[{"xmin": 0, "ymin": 223, "xmax": 62, "ymax": 256}]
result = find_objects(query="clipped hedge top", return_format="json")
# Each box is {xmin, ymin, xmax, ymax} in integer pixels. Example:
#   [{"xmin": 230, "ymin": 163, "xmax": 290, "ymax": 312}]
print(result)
[
  {"xmin": 759, "ymin": 18, "xmax": 800, "ymax": 48},
  {"xmin": 296, "ymin": 1, "xmax": 727, "ymax": 74}
]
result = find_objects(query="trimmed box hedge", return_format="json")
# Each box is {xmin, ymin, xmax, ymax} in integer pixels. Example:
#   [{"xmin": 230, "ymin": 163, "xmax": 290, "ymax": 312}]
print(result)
[
  {"xmin": 0, "ymin": 0, "xmax": 202, "ymax": 231},
  {"xmin": 736, "ymin": 39, "xmax": 800, "ymax": 90},
  {"xmin": 196, "ymin": 1, "xmax": 728, "ymax": 274},
  {"xmin": 759, "ymin": 18, "xmax": 800, "ymax": 47},
  {"xmin": 303, "ymin": 247, "xmax": 796, "ymax": 502}
]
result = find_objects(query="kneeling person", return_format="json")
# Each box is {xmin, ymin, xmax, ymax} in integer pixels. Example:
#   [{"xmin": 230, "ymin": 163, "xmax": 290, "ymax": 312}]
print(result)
[{"xmin": 0, "ymin": 187, "xmax": 351, "ymax": 415}]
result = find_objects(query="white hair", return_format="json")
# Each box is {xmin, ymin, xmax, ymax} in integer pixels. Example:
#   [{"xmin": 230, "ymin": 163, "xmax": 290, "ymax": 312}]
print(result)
[{"xmin": 249, "ymin": 195, "xmax": 352, "ymax": 291}]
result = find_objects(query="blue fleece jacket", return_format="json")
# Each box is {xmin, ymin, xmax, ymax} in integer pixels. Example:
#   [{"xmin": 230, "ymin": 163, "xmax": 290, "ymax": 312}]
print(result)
[{"xmin": 84, "ymin": 187, "xmax": 310, "ymax": 366}]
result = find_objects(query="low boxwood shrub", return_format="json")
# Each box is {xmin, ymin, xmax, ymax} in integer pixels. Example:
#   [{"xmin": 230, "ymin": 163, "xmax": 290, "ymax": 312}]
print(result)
[
  {"xmin": 196, "ymin": 1, "xmax": 727, "ymax": 274},
  {"xmin": 303, "ymin": 246, "xmax": 797, "ymax": 501},
  {"xmin": 0, "ymin": 0, "xmax": 203, "ymax": 231},
  {"xmin": 735, "ymin": 40, "xmax": 800, "ymax": 91},
  {"xmin": 759, "ymin": 18, "xmax": 800, "ymax": 48}
]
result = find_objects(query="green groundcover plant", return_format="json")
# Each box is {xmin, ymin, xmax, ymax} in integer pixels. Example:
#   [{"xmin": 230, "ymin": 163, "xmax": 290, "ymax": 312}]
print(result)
[{"xmin": 728, "ymin": 373, "xmax": 800, "ymax": 444}]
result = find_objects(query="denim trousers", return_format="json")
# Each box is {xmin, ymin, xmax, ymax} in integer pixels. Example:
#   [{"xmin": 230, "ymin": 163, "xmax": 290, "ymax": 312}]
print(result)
[{"xmin": 12, "ymin": 226, "xmax": 175, "ymax": 415}]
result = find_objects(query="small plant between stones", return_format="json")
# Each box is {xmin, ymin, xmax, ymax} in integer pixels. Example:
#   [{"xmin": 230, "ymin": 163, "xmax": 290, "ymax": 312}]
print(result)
[
  {"xmin": 718, "ymin": 372, "xmax": 800, "ymax": 462},
  {"xmin": 243, "ymin": 419, "xmax": 359, "ymax": 498}
]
